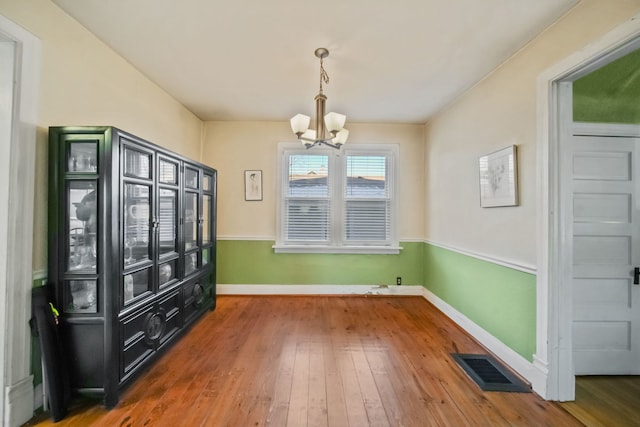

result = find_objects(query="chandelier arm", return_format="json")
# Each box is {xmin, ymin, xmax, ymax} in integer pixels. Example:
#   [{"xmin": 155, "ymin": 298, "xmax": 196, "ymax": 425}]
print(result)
[
  {"xmin": 297, "ymin": 134, "xmax": 343, "ymax": 149},
  {"xmin": 319, "ymin": 140, "xmax": 343, "ymax": 149}
]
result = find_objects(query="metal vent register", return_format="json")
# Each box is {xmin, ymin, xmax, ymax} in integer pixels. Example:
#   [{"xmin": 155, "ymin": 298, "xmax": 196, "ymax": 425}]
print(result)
[{"xmin": 452, "ymin": 354, "xmax": 530, "ymax": 393}]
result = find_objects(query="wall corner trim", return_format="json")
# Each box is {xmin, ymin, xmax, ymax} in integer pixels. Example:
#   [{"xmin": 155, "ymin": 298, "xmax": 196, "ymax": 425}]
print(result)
[{"xmin": 421, "ymin": 287, "xmax": 548, "ymax": 398}]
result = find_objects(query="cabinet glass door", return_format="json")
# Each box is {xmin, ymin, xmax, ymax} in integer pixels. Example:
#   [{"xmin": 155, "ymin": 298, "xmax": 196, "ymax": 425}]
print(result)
[
  {"xmin": 66, "ymin": 279, "xmax": 97, "ymax": 313},
  {"xmin": 124, "ymin": 183, "xmax": 151, "ymax": 266},
  {"xmin": 184, "ymin": 192, "xmax": 198, "ymax": 251},
  {"xmin": 202, "ymin": 194, "xmax": 212, "ymax": 245},
  {"xmin": 159, "ymin": 159, "xmax": 177, "ymax": 185},
  {"xmin": 124, "ymin": 146, "xmax": 151, "ymax": 179},
  {"xmin": 185, "ymin": 167, "xmax": 198, "ymax": 189},
  {"xmin": 68, "ymin": 181, "xmax": 97, "ymax": 272},
  {"xmin": 68, "ymin": 142, "xmax": 98, "ymax": 173},
  {"xmin": 203, "ymin": 173, "xmax": 212, "ymax": 192},
  {"xmin": 158, "ymin": 188, "xmax": 178, "ymax": 256},
  {"xmin": 184, "ymin": 190, "xmax": 199, "ymax": 276},
  {"xmin": 202, "ymin": 247, "xmax": 211, "ymax": 267},
  {"xmin": 123, "ymin": 269, "xmax": 151, "ymax": 304}
]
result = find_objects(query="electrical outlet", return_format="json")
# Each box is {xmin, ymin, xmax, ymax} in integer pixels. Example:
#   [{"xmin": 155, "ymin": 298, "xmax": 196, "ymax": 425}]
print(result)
[{"xmin": 396, "ymin": 277, "xmax": 402, "ymax": 286}]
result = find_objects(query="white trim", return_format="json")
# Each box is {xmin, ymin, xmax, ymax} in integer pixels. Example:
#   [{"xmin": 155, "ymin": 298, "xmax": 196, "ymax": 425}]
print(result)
[
  {"xmin": 572, "ymin": 121, "xmax": 640, "ymax": 137},
  {"xmin": 0, "ymin": 14, "xmax": 40, "ymax": 426},
  {"xmin": 272, "ymin": 245, "xmax": 402, "ymax": 255},
  {"xmin": 217, "ymin": 236, "xmax": 275, "ymax": 241},
  {"xmin": 217, "ymin": 284, "xmax": 424, "ymax": 296},
  {"xmin": 421, "ymin": 288, "xmax": 546, "ymax": 396},
  {"xmin": 217, "ymin": 236, "xmax": 423, "ymax": 243},
  {"xmin": 425, "ymin": 240, "xmax": 536, "ymax": 275},
  {"xmin": 536, "ymin": 12, "xmax": 640, "ymax": 401},
  {"xmin": 4, "ymin": 377, "xmax": 34, "ymax": 427},
  {"xmin": 396, "ymin": 238, "xmax": 424, "ymax": 243}
]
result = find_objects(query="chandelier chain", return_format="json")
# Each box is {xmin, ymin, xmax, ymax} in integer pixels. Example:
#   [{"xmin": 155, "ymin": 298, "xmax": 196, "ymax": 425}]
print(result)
[{"xmin": 319, "ymin": 56, "xmax": 329, "ymax": 95}]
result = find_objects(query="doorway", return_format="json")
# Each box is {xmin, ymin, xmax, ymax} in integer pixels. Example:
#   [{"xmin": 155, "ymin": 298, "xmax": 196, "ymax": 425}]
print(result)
[
  {"xmin": 568, "ymin": 52, "xmax": 640, "ymax": 373},
  {"xmin": 537, "ymin": 15, "xmax": 640, "ymax": 402}
]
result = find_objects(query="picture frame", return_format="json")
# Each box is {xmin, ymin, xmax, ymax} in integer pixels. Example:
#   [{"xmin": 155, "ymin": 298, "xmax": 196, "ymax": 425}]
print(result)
[
  {"xmin": 244, "ymin": 170, "xmax": 263, "ymax": 201},
  {"xmin": 479, "ymin": 145, "xmax": 518, "ymax": 207}
]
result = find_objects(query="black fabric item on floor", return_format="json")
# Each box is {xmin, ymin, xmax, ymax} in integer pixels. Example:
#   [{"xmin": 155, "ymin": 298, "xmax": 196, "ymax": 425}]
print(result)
[
  {"xmin": 451, "ymin": 353, "xmax": 531, "ymax": 393},
  {"xmin": 31, "ymin": 284, "xmax": 70, "ymax": 421}
]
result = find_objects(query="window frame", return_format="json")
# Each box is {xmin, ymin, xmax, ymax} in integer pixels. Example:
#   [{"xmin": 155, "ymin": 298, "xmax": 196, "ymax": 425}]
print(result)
[{"xmin": 274, "ymin": 143, "xmax": 400, "ymax": 254}]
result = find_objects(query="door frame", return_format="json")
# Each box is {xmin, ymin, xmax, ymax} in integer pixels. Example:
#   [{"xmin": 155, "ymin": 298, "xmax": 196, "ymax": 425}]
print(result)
[
  {"xmin": 0, "ymin": 14, "xmax": 40, "ymax": 426},
  {"xmin": 536, "ymin": 13, "xmax": 640, "ymax": 401}
]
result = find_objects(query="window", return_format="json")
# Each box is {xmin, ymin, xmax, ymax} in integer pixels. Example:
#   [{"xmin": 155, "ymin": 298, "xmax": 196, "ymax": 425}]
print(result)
[{"xmin": 275, "ymin": 143, "xmax": 399, "ymax": 254}]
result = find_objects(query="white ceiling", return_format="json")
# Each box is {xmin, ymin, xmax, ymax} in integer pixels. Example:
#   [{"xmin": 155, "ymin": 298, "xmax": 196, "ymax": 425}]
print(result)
[{"xmin": 52, "ymin": 0, "xmax": 577, "ymax": 124}]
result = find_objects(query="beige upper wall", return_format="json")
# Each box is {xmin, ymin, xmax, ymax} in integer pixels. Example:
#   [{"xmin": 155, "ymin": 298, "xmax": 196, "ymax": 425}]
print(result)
[
  {"xmin": 202, "ymin": 121, "xmax": 425, "ymax": 240},
  {"xmin": 425, "ymin": 0, "xmax": 640, "ymax": 267},
  {"xmin": 0, "ymin": 0, "xmax": 205, "ymax": 271}
]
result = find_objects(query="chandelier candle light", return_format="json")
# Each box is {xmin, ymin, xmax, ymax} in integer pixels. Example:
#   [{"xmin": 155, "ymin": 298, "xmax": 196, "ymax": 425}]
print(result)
[{"xmin": 290, "ymin": 47, "xmax": 349, "ymax": 149}]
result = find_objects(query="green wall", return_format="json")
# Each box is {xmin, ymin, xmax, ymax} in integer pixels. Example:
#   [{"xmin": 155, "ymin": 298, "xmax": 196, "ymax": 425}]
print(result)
[
  {"xmin": 574, "ymin": 48, "xmax": 640, "ymax": 124},
  {"xmin": 218, "ymin": 240, "xmax": 537, "ymax": 361},
  {"xmin": 218, "ymin": 240, "xmax": 424, "ymax": 286},
  {"xmin": 422, "ymin": 243, "xmax": 536, "ymax": 360}
]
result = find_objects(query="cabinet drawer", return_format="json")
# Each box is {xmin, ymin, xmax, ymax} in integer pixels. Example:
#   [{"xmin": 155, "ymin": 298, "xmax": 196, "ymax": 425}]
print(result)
[
  {"xmin": 120, "ymin": 305, "xmax": 155, "ymax": 380},
  {"xmin": 158, "ymin": 289, "xmax": 181, "ymax": 346},
  {"xmin": 183, "ymin": 279, "xmax": 206, "ymax": 325}
]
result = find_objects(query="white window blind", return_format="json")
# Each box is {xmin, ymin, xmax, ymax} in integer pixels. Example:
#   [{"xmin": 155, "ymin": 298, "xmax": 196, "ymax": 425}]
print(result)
[
  {"xmin": 285, "ymin": 154, "xmax": 330, "ymax": 242},
  {"xmin": 276, "ymin": 144, "xmax": 398, "ymax": 254},
  {"xmin": 344, "ymin": 154, "xmax": 390, "ymax": 244}
]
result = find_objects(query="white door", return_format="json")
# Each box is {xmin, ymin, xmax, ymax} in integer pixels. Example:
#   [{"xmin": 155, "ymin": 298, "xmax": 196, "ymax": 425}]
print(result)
[{"xmin": 570, "ymin": 130, "xmax": 640, "ymax": 374}]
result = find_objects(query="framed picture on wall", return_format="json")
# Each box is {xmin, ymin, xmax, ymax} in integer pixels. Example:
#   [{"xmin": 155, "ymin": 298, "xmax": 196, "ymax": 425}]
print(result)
[
  {"xmin": 244, "ymin": 170, "xmax": 263, "ymax": 201},
  {"xmin": 479, "ymin": 145, "xmax": 518, "ymax": 207}
]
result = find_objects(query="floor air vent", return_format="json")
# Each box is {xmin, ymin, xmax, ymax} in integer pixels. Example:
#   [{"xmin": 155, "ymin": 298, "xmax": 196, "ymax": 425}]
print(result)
[{"xmin": 451, "ymin": 353, "xmax": 530, "ymax": 393}]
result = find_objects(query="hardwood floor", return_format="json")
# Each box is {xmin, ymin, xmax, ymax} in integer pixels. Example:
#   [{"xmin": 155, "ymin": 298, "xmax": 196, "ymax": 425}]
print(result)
[
  {"xmin": 23, "ymin": 296, "xmax": 581, "ymax": 427},
  {"xmin": 560, "ymin": 376, "xmax": 640, "ymax": 427}
]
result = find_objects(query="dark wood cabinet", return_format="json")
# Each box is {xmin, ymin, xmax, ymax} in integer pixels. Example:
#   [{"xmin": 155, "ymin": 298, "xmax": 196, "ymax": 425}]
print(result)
[{"xmin": 47, "ymin": 126, "xmax": 216, "ymax": 408}]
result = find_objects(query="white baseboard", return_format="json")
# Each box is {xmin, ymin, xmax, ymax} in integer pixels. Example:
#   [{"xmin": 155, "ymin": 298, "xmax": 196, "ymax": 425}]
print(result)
[
  {"xmin": 217, "ymin": 284, "xmax": 424, "ymax": 296},
  {"xmin": 4, "ymin": 375, "xmax": 33, "ymax": 427},
  {"xmin": 531, "ymin": 354, "xmax": 550, "ymax": 398},
  {"xmin": 421, "ymin": 288, "xmax": 547, "ymax": 397}
]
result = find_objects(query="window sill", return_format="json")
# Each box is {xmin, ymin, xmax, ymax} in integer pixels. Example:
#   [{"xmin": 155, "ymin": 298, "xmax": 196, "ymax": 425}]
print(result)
[{"xmin": 272, "ymin": 245, "xmax": 403, "ymax": 255}]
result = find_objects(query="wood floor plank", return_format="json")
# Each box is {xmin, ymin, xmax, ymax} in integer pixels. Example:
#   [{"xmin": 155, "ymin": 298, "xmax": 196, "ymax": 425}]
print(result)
[
  {"xmin": 266, "ymin": 339, "xmax": 296, "ymax": 426},
  {"xmin": 350, "ymin": 345, "xmax": 388, "ymax": 427},
  {"xmin": 287, "ymin": 340, "xmax": 311, "ymax": 427},
  {"xmin": 307, "ymin": 339, "xmax": 328, "ymax": 427},
  {"xmin": 23, "ymin": 296, "xmax": 586, "ymax": 427},
  {"xmin": 323, "ymin": 338, "xmax": 349, "ymax": 427}
]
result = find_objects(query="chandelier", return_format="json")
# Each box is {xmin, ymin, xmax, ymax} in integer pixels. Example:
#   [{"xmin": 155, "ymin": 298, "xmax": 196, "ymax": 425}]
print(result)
[{"xmin": 290, "ymin": 47, "xmax": 349, "ymax": 149}]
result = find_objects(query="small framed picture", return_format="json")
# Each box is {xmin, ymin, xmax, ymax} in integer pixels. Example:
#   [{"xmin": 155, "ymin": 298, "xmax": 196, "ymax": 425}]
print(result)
[
  {"xmin": 244, "ymin": 170, "xmax": 263, "ymax": 201},
  {"xmin": 479, "ymin": 145, "xmax": 518, "ymax": 207}
]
